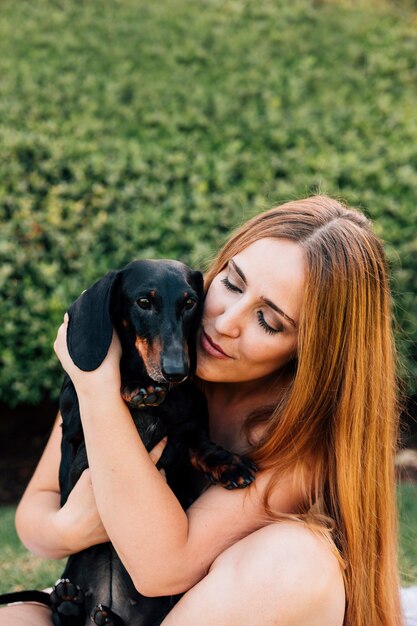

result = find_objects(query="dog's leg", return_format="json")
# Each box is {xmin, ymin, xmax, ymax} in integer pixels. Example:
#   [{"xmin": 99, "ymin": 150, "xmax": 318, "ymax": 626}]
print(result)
[{"xmin": 189, "ymin": 431, "xmax": 258, "ymax": 489}]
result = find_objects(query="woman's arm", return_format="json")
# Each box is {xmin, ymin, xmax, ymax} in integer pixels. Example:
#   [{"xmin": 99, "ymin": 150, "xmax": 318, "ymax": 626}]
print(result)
[
  {"xmin": 72, "ymin": 390, "xmax": 298, "ymax": 597},
  {"xmin": 15, "ymin": 413, "xmax": 109, "ymax": 559},
  {"xmin": 54, "ymin": 322, "xmax": 303, "ymax": 596}
]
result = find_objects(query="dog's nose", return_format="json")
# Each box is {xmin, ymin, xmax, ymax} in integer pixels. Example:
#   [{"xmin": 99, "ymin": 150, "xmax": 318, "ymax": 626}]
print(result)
[{"xmin": 161, "ymin": 362, "xmax": 188, "ymax": 383}]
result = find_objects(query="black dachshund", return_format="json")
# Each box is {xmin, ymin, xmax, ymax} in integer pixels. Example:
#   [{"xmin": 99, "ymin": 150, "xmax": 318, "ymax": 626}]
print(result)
[{"xmin": 0, "ymin": 260, "xmax": 256, "ymax": 626}]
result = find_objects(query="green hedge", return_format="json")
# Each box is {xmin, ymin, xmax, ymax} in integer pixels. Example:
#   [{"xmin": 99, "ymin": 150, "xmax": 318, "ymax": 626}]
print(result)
[{"xmin": 0, "ymin": 0, "xmax": 416, "ymax": 406}]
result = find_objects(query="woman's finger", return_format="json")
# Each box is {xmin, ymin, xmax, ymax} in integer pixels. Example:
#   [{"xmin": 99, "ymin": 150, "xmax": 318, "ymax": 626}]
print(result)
[
  {"xmin": 53, "ymin": 322, "xmax": 66, "ymax": 357},
  {"xmin": 149, "ymin": 437, "xmax": 168, "ymax": 465}
]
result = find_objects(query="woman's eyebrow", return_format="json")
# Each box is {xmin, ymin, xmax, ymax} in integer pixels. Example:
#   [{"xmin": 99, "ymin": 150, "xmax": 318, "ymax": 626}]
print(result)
[
  {"xmin": 229, "ymin": 259, "xmax": 246, "ymax": 283},
  {"xmin": 229, "ymin": 259, "xmax": 297, "ymax": 328},
  {"xmin": 261, "ymin": 297, "xmax": 297, "ymax": 328}
]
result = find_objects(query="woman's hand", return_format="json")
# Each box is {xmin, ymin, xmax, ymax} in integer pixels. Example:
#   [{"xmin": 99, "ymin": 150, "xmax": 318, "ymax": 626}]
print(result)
[
  {"xmin": 54, "ymin": 439, "xmax": 168, "ymax": 554},
  {"xmin": 149, "ymin": 437, "xmax": 168, "ymax": 481},
  {"xmin": 55, "ymin": 468, "xmax": 109, "ymax": 553},
  {"xmin": 54, "ymin": 313, "xmax": 122, "ymax": 397}
]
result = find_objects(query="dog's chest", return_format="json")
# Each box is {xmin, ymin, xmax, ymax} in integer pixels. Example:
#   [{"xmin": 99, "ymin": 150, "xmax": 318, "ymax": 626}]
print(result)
[{"xmin": 129, "ymin": 408, "xmax": 166, "ymax": 451}]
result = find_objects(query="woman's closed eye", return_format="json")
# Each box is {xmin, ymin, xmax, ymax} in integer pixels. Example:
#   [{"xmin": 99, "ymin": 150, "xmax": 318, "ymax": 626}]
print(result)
[
  {"xmin": 221, "ymin": 276, "xmax": 283, "ymax": 335},
  {"xmin": 221, "ymin": 276, "xmax": 242, "ymax": 293},
  {"xmin": 257, "ymin": 311, "xmax": 283, "ymax": 335}
]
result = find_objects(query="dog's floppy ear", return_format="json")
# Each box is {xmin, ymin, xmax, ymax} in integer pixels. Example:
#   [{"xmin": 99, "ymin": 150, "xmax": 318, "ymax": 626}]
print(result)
[
  {"xmin": 187, "ymin": 269, "xmax": 205, "ymax": 374},
  {"xmin": 67, "ymin": 271, "xmax": 119, "ymax": 371},
  {"xmin": 190, "ymin": 269, "xmax": 204, "ymax": 321}
]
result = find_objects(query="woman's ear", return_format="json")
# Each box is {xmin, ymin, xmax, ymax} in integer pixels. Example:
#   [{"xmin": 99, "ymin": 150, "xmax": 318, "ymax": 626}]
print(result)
[{"xmin": 66, "ymin": 271, "xmax": 119, "ymax": 371}]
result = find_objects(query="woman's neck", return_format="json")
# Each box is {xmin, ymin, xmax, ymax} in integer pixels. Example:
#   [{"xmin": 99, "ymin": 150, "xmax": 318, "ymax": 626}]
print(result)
[{"xmin": 202, "ymin": 373, "xmax": 289, "ymax": 453}]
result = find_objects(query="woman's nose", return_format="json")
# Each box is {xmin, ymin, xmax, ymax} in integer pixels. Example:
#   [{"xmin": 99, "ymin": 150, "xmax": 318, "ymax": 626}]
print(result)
[{"xmin": 214, "ymin": 302, "xmax": 242, "ymax": 338}]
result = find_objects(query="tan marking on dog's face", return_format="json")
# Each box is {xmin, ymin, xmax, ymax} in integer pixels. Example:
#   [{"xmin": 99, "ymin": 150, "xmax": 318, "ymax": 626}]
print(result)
[
  {"xmin": 122, "ymin": 319, "xmax": 130, "ymax": 328},
  {"xmin": 135, "ymin": 336, "xmax": 164, "ymax": 381},
  {"xmin": 135, "ymin": 336, "xmax": 150, "ymax": 363}
]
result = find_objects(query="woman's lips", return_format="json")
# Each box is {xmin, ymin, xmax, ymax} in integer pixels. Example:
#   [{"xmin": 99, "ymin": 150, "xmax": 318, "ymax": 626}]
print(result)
[{"xmin": 200, "ymin": 329, "xmax": 232, "ymax": 359}]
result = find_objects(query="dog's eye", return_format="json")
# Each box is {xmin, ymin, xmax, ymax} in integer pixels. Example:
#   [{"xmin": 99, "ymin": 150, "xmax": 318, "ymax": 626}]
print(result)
[
  {"xmin": 137, "ymin": 298, "xmax": 152, "ymax": 310},
  {"xmin": 184, "ymin": 298, "xmax": 196, "ymax": 310}
]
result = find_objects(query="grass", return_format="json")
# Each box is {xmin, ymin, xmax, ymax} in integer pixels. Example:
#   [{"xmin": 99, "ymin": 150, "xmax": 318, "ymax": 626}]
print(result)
[
  {"xmin": 398, "ymin": 482, "xmax": 417, "ymax": 587},
  {"xmin": 0, "ymin": 482, "xmax": 416, "ymax": 593},
  {"xmin": 0, "ymin": 507, "xmax": 63, "ymax": 593}
]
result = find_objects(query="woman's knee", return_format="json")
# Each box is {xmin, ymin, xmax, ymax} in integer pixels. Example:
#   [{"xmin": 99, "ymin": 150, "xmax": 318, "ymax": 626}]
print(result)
[
  {"xmin": 209, "ymin": 521, "xmax": 346, "ymax": 625},
  {"xmin": 0, "ymin": 603, "xmax": 53, "ymax": 625}
]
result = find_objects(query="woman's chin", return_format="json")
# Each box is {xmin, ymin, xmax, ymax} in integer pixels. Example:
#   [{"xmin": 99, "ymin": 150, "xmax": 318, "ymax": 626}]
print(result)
[{"xmin": 195, "ymin": 359, "xmax": 234, "ymax": 383}]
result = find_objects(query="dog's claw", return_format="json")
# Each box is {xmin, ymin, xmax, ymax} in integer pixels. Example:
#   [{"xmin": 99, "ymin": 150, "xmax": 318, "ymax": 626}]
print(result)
[
  {"xmin": 206, "ymin": 473, "xmax": 217, "ymax": 485},
  {"xmin": 141, "ymin": 385, "xmax": 168, "ymax": 406},
  {"xmin": 194, "ymin": 449, "xmax": 258, "ymax": 490},
  {"xmin": 122, "ymin": 383, "xmax": 169, "ymax": 408},
  {"xmin": 51, "ymin": 578, "xmax": 84, "ymax": 605},
  {"xmin": 92, "ymin": 603, "xmax": 124, "ymax": 626},
  {"xmin": 50, "ymin": 578, "xmax": 85, "ymax": 619}
]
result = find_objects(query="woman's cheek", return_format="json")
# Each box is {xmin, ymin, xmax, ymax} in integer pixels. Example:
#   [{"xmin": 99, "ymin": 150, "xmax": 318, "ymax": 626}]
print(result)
[{"xmin": 203, "ymin": 281, "xmax": 223, "ymax": 321}]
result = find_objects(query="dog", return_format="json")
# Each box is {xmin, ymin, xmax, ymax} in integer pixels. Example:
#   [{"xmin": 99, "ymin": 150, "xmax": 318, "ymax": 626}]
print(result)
[{"xmin": 48, "ymin": 259, "xmax": 257, "ymax": 626}]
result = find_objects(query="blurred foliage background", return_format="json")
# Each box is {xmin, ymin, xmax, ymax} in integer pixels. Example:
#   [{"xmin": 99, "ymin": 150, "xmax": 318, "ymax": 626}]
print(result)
[{"xmin": 0, "ymin": 0, "xmax": 416, "ymax": 409}]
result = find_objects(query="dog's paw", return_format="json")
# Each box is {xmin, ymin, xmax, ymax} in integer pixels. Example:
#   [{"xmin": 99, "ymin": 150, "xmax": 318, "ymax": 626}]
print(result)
[
  {"xmin": 50, "ymin": 578, "xmax": 85, "ymax": 617},
  {"xmin": 91, "ymin": 604, "xmax": 124, "ymax": 626},
  {"xmin": 191, "ymin": 448, "xmax": 258, "ymax": 489},
  {"xmin": 121, "ymin": 384, "xmax": 167, "ymax": 408}
]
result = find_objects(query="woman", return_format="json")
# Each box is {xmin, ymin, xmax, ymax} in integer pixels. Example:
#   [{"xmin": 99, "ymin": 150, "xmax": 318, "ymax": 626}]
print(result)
[{"xmin": 1, "ymin": 196, "xmax": 403, "ymax": 625}]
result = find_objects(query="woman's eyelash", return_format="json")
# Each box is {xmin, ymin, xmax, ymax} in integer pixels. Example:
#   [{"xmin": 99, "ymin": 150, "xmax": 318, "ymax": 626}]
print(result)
[
  {"xmin": 221, "ymin": 277, "xmax": 241, "ymax": 293},
  {"xmin": 257, "ymin": 311, "xmax": 282, "ymax": 335},
  {"xmin": 221, "ymin": 276, "xmax": 283, "ymax": 335}
]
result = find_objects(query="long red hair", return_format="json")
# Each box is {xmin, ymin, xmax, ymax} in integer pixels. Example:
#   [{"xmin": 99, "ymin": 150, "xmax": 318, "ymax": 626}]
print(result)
[{"xmin": 204, "ymin": 196, "xmax": 403, "ymax": 626}]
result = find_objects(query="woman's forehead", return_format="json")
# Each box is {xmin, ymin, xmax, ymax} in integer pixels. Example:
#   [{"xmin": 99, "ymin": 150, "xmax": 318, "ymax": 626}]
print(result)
[{"xmin": 232, "ymin": 238, "xmax": 304, "ymax": 280}]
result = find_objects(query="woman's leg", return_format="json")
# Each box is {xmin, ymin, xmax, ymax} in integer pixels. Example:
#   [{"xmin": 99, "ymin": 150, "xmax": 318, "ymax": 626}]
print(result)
[
  {"xmin": 161, "ymin": 521, "xmax": 346, "ymax": 626},
  {"xmin": 0, "ymin": 603, "xmax": 53, "ymax": 625}
]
